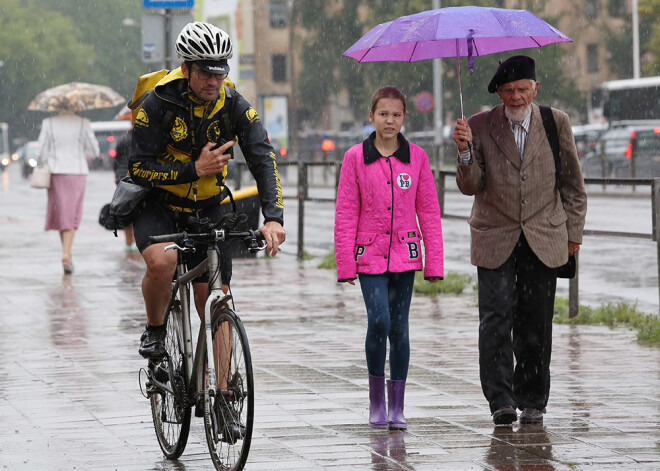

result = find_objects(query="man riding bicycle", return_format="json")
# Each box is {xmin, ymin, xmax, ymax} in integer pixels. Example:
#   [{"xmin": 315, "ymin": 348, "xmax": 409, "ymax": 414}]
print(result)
[{"xmin": 130, "ymin": 22, "xmax": 285, "ymax": 362}]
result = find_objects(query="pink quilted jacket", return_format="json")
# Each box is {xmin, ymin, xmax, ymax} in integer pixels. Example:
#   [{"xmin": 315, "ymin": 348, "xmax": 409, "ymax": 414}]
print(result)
[{"xmin": 334, "ymin": 135, "xmax": 444, "ymax": 281}]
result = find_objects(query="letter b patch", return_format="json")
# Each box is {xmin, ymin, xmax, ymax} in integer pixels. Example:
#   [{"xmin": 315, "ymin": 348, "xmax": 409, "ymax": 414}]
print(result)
[{"xmin": 407, "ymin": 242, "xmax": 419, "ymax": 260}]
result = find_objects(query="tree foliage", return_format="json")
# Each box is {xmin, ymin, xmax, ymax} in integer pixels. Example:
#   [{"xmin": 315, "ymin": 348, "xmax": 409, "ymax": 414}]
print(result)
[
  {"xmin": 297, "ymin": 0, "xmax": 585, "ymax": 131},
  {"xmin": 0, "ymin": 0, "xmax": 143, "ymax": 143},
  {"xmin": 639, "ymin": 0, "xmax": 660, "ymax": 76}
]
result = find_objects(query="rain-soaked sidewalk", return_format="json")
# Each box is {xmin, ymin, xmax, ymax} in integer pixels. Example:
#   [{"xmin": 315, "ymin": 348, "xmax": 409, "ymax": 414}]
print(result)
[{"xmin": 0, "ymin": 168, "xmax": 659, "ymax": 470}]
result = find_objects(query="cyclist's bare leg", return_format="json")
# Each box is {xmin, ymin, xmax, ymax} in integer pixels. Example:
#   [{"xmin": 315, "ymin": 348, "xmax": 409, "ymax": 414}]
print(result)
[
  {"xmin": 193, "ymin": 282, "xmax": 230, "ymax": 389},
  {"xmin": 141, "ymin": 243, "xmax": 178, "ymax": 326}
]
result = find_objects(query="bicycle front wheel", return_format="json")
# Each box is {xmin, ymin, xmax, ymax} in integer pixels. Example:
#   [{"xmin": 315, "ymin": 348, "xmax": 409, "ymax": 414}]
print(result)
[
  {"xmin": 204, "ymin": 307, "xmax": 254, "ymax": 471},
  {"xmin": 150, "ymin": 303, "xmax": 191, "ymax": 459}
]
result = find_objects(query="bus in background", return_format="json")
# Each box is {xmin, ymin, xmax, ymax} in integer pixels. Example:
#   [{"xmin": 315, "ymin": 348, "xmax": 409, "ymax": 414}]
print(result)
[
  {"xmin": 600, "ymin": 76, "xmax": 660, "ymax": 125},
  {"xmin": 0, "ymin": 123, "xmax": 9, "ymax": 171}
]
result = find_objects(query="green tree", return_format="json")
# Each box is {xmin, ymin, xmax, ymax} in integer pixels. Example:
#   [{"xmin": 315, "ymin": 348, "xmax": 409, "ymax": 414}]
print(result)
[
  {"xmin": 640, "ymin": 0, "xmax": 660, "ymax": 75},
  {"xmin": 0, "ymin": 0, "xmax": 94, "ymax": 141},
  {"xmin": 0, "ymin": 0, "xmax": 144, "ymax": 143}
]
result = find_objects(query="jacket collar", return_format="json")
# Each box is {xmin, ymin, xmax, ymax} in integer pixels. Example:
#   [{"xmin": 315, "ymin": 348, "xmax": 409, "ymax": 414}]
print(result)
[
  {"xmin": 362, "ymin": 132, "xmax": 410, "ymax": 164},
  {"xmin": 155, "ymin": 67, "xmax": 227, "ymax": 115}
]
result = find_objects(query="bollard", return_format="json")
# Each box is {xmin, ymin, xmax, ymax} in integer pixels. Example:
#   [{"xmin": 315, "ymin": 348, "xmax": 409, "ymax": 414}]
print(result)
[
  {"xmin": 568, "ymin": 252, "xmax": 579, "ymax": 318},
  {"xmin": 654, "ymin": 179, "xmax": 660, "ymax": 308},
  {"xmin": 436, "ymin": 170, "xmax": 446, "ymax": 216},
  {"xmin": 297, "ymin": 162, "xmax": 307, "ymax": 260}
]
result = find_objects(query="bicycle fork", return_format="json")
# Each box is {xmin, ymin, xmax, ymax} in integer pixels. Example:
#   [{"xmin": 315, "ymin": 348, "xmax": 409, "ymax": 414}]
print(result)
[{"xmin": 203, "ymin": 247, "xmax": 232, "ymax": 399}]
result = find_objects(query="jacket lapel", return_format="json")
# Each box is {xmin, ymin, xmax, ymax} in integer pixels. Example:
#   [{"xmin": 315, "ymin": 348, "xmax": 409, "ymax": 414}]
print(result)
[
  {"xmin": 521, "ymin": 103, "xmax": 545, "ymax": 171},
  {"xmin": 489, "ymin": 106, "xmax": 521, "ymax": 169}
]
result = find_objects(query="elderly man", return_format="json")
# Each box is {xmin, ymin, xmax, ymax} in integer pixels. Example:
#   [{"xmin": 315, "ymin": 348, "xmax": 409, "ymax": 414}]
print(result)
[{"xmin": 451, "ymin": 55, "xmax": 587, "ymax": 425}]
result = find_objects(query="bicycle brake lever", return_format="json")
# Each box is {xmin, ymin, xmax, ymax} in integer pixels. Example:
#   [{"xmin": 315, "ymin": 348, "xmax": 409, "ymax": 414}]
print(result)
[
  {"xmin": 246, "ymin": 237, "xmax": 267, "ymax": 253},
  {"xmin": 164, "ymin": 243, "xmax": 196, "ymax": 253}
]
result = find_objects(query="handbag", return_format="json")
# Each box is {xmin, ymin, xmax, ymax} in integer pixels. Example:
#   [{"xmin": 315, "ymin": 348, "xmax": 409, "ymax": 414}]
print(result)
[
  {"xmin": 556, "ymin": 254, "xmax": 576, "ymax": 279},
  {"xmin": 98, "ymin": 203, "xmax": 115, "ymax": 231},
  {"xmin": 109, "ymin": 176, "xmax": 150, "ymax": 232},
  {"xmin": 30, "ymin": 162, "xmax": 51, "ymax": 189}
]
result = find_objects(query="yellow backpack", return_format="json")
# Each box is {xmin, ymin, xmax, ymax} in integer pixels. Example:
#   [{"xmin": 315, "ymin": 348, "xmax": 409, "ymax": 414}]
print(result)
[{"xmin": 127, "ymin": 69, "xmax": 236, "ymax": 125}]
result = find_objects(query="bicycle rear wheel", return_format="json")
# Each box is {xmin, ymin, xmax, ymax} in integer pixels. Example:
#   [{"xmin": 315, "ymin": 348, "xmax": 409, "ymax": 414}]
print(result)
[
  {"xmin": 150, "ymin": 303, "xmax": 191, "ymax": 459},
  {"xmin": 204, "ymin": 307, "xmax": 254, "ymax": 471}
]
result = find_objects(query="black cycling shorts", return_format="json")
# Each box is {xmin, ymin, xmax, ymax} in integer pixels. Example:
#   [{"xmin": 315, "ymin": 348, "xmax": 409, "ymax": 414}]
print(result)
[{"xmin": 133, "ymin": 197, "xmax": 232, "ymax": 285}]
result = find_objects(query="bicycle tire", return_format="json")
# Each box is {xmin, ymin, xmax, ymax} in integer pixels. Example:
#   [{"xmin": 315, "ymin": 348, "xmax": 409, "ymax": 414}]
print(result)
[
  {"xmin": 150, "ymin": 303, "xmax": 192, "ymax": 459},
  {"xmin": 204, "ymin": 307, "xmax": 254, "ymax": 471}
]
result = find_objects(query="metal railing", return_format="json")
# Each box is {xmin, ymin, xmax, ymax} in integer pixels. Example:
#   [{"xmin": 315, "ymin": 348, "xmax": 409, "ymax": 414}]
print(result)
[{"xmin": 233, "ymin": 161, "xmax": 660, "ymax": 316}]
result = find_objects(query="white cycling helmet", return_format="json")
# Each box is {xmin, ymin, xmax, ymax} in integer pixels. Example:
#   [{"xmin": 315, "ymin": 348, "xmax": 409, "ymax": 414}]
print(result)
[{"xmin": 176, "ymin": 22, "xmax": 233, "ymax": 73}]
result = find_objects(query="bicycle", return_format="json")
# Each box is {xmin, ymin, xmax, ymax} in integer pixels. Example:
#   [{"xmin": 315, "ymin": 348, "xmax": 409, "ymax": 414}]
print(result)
[{"xmin": 138, "ymin": 217, "xmax": 264, "ymax": 471}]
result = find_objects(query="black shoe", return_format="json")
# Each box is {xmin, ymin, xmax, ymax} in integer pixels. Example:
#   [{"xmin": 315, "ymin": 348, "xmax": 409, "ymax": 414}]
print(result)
[
  {"xmin": 218, "ymin": 402, "xmax": 246, "ymax": 444},
  {"xmin": 519, "ymin": 407, "xmax": 545, "ymax": 424},
  {"xmin": 139, "ymin": 326, "xmax": 167, "ymax": 359},
  {"xmin": 492, "ymin": 405, "xmax": 518, "ymax": 425}
]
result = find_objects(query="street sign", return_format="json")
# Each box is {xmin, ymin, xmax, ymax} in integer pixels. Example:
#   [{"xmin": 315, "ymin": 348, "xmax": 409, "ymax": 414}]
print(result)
[
  {"xmin": 415, "ymin": 91, "xmax": 434, "ymax": 113},
  {"xmin": 141, "ymin": 11, "xmax": 194, "ymax": 66},
  {"xmin": 141, "ymin": 15, "xmax": 165, "ymax": 63},
  {"xmin": 143, "ymin": 0, "xmax": 194, "ymax": 8}
]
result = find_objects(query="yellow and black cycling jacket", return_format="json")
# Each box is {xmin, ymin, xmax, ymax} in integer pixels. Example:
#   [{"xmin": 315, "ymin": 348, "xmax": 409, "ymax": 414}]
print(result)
[{"xmin": 130, "ymin": 68, "xmax": 284, "ymax": 225}]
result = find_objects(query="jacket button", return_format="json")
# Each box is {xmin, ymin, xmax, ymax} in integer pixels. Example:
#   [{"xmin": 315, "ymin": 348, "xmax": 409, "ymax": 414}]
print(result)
[
  {"xmin": 522, "ymin": 175, "xmax": 527, "ymax": 181},
  {"xmin": 387, "ymin": 181, "xmax": 391, "ymax": 184},
  {"xmin": 522, "ymin": 199, "xmax": 526, "ymax": 205},
  {"xmin": 386, "ymin": 231, "xmax": 390, "ymax": 235},
  {"xmin": 387, "ymin": 207, "xmax": 391, "ymax": 210},
  {"xmin": 384, "ymin": 255, "xmax": 388, "ymax": 259}
]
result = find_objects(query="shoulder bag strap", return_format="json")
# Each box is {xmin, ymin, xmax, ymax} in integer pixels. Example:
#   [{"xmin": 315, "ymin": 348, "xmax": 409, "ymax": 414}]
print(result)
[{"xmin": 539, "ymin": 105, "xmax": 562, "ymax": 199}]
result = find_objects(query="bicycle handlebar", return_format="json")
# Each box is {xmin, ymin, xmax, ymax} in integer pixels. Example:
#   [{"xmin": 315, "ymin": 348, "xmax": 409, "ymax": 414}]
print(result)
[{"xmin": 149, "ymin": 229, "xmax": 265, "ymax": 246}]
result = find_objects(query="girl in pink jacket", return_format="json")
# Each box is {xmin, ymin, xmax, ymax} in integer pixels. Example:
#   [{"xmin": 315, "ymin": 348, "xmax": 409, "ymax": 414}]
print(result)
[{"xmin": 335, "ymin": 86, "xmax": 444, "ymax": 430}]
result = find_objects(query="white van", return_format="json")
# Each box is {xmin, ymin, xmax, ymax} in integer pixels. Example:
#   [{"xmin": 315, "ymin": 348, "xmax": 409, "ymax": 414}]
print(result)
[{"xmin": 89, "ymin": 120, "xmax": 131, "ymax": 170}]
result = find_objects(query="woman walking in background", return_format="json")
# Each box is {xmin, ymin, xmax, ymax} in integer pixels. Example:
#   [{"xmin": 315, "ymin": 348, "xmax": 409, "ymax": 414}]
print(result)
[
  {"xmin": 335, "ymin": 86, "xmax": 444, "ymax": 430},
  {"xmin": 37, "ymin": 109, "xmax": 99, "ymax": 274}
]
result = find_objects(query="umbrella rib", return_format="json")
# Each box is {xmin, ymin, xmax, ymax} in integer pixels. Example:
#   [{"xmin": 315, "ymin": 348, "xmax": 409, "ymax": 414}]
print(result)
[{"xmin": 409, "ymin": 41, "xmax": 419, "ymax": 62}]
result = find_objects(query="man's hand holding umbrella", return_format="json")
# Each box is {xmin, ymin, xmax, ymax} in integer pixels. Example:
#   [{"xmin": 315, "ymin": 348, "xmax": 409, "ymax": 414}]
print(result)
[{"xmin": 452, "ymin": 118, "xmax": 472, "ymax": 153}]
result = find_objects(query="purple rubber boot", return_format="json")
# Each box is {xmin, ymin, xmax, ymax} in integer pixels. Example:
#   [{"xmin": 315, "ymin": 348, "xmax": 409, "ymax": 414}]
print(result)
[
  {"xmin": 369, "ymin": 374, "xmax": 388, "ymax": 428},
  {"xmin": 387, "ymin": 379, "xmax": 407, "ymax": 430}
]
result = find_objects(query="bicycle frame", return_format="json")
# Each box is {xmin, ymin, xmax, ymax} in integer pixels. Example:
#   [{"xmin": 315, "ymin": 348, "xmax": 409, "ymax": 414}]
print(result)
[{"xmin": 163, "ymin": 243, "xmax": 229, "ymax": 410}]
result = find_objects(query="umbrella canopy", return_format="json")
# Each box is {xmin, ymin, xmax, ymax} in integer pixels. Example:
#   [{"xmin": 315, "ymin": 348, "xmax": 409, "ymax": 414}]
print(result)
[
  {"xmin": 343, "ymin": 6, "xmax": 572, "ymax": 117},
  {"xmin": 28, "ymin": 82, "xmax": 125, "ymax": 112},
  {"xmin": 344, "ymin": 6, "xmax": 571, "ymax": 63}
]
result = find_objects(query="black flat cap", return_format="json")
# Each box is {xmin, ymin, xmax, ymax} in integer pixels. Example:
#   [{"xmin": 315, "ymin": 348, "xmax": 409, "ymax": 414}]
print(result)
[{"xmin": 488, "ymin": 55, "xmax": 536, "ymax": 93}]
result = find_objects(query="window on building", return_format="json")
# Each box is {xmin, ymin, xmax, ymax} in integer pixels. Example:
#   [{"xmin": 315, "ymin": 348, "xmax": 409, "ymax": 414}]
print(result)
[
  {"xmin": 272, "ymin": 54, "xmax": 287, "ymax": 82},
  {"xmin": 270, "ymin": 1, "xmax": 288, "ymax": 28},
  {"xmin": 607, "ymin": 0, "xmax": 627, "ymax": 17},
  {"xmin": 585, "ymin": 0, "xmax": 598, "ymax": 19},
  {"xmin": 587, "ymin": 44, "xmax": 599, "ymax": 73}
]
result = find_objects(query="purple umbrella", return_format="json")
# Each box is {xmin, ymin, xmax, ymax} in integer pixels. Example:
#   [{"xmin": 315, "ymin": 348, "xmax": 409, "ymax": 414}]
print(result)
[{"xmin": 343, "ymin": 6, "xmax": 572, "ymax": 117}]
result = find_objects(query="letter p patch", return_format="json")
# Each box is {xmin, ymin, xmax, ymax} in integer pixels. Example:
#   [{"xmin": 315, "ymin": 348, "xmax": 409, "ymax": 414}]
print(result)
[{"xmin": 355, "ymin": 245, "xmax": 365, "ymax": 261}]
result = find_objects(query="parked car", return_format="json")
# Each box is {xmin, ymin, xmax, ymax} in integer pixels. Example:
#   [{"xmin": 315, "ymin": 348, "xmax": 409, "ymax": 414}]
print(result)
[
  {"xmin": 14, "ymin": 141, "xmax": 40, "ymax": 178},
  {"xmin": 582, "ymin": 124, "xmax": 660, "ymax": 178},
  {"xmin": 89, "ymin": 120, "xmax": 131, "ymax": 170}
]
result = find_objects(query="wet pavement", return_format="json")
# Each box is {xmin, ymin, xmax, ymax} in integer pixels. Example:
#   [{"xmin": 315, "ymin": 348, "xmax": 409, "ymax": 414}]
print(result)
[{"xmin": 1, "ymin": 167, "xmax": 659, "ymax": 470}]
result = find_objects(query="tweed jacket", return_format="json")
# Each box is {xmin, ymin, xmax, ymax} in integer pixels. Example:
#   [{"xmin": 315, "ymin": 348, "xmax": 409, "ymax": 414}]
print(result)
[{"xmin": 456, "ymin": 103, "xmax": 587, "ymax": 270}]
